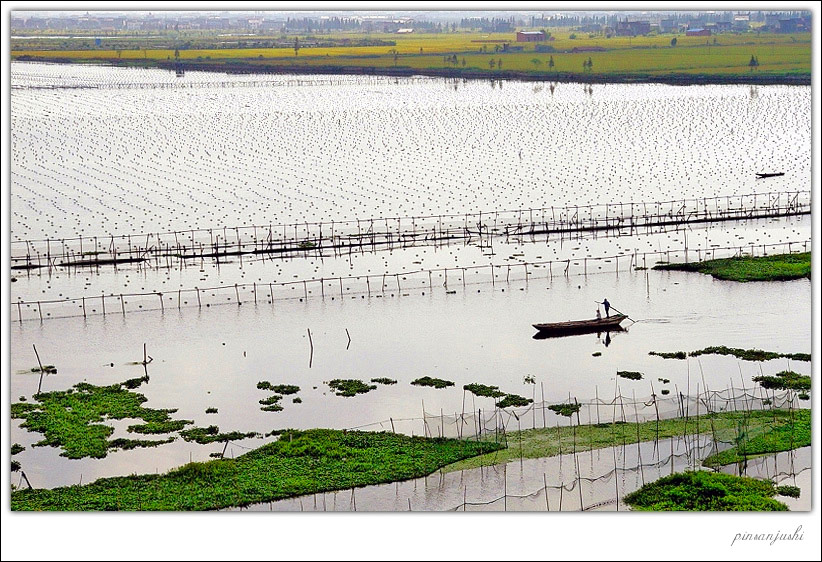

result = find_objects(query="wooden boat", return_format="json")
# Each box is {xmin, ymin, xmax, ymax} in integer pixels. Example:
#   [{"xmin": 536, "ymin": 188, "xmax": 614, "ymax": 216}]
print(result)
[
  {"xmin": 756, "ymin": 172, "xmax": 785, "ymax": 179},
  {"xmin": 533, "ymin": 314, "xmax": 627, "ymax": 337}
]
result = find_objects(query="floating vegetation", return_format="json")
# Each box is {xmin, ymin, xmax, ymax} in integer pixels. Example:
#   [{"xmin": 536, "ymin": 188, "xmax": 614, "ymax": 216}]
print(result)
[
  {"xmin": 12, "ymin": 460, "xmax": 21, "ymax": 472},
  {"xmin": 649, "ymin": 351, "xmax": 687, "ymax": 360},
  {"xmin": 617, "ymin": 370, "xmax": 643, "ymax": 381},
  {"xmin": 623, "ymin": 472, "xmax": 788, "ymax": 511},
  {"xmin": 110, "ymin": 437, "xmax": 176, "ymax": 451},
  {"xmin": 658, "ymin": 378, "xmax": 670, "ymax": 384},
  {"xmin": 660, "ymin": 389, "xmax": 670, "ymax": 395},
  {"xmin": 257, "ymin": 382, "xmax": 300, "ymax": 395},
  {"xmin": 30, "ymin": 365, "xmax": 57, "ymax": 374},
  {"xmin": 11, "ymin": 443, "xmax": 25, "ymax": 455},
  {"xmin": 261, "ymin": 404, "xmax": 284, "ymax": 412},
  {"xmin": 592, "ymin": 352, "xmax": 602, "ymax": 357},
  {"xmin": 653, "ymin": 345, "xmax": 811, "ymax": 365},
  {"xmin": 205, "ymin": 407, "xmax": 218, "ymax": 414},
  {"xmin": 753, "ymin": 370, "xmax": 810, "ymax": 391},
  {"xmin": 776, "ymin": 485, "xmax": 800, "ymax": 498},
  {"xmin": 798, "ymin": 392, "xmax": 809, "ymax": 400},
  {"xmin": 122, "ymin": 375, "xmax": 150, "ymax": 389},
  {"xmin": 370, "ymin": 378, "xmax": 397, "ymax": 385},
  {"xmin": 10, "ymin": 380, "xmax": 192, "ymax": 459},
  {"xmin": 653, "ymin": 252, "xmax": 810, "ymax": 282},
  {"xmin": 702, "ymin": 409, "xmax": 810, "ymax": 467},
  {"xmin": 179, "ymin": 426, "xmax": 258, "ymax": 445},
  {"xmin": 411, "ymin": 377, "xmax": 454, "ymax": 389},
  {"xmin": 463, "ymin": 383, "xmax": 505, "ymax": 398},
  {"xmin": 548, "ymin": 403, "xmax": 581, "ymax": 417},
  {"xmin": 523, "ymin": 375, "xmax": 536, "ymax": 385},
  {"xmin": 328, "ymin": 379, "xmax": 377, "ymax": 397},
  {"xmin": 292, "ymin": 397, "xmax": 302, "ymax": 404},
  {"xmin": 259, "ymin": 395, "xmax": 283, "ymax": 406},
  {"xmin": 11, "ymin": 429, "xmax": 503, "ymax": 511},
  {"xmin": 497, "ymin": 394, "xmax": 533, "ymax": 409},
  {"xmin": 128, "ymin": 420, "xmax": 192, "ymax": 435}
]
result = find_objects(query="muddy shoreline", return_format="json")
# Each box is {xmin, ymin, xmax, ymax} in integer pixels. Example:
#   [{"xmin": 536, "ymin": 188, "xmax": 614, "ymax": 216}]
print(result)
[{"xmin": 13, "ymin": 55, "xmax": 811, "ymax": 86}]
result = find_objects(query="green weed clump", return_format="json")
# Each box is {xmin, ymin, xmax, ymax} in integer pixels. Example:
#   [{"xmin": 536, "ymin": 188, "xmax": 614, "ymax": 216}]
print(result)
[
  {"xmin": 753, "ymin": 370, "xmax": 810, "ymax": 391},
  {"xmin": 11, "ymin": 429, "xmax": 504, "ymax": 511},
  {"xmin": 292, "ymin": 397, "xmax": 302, "ymax": 404},
  {"xmin": 775, "ymin": 485, "xmax": 800, "ymax": 498},
  {"xmin": 30, "ymin": 365, "xmax": 57, "ymax": 374},
  {"xmin": 328, "ymin": 379, "xmax": 377, "ymax": 397},
  {"xmin": 10, "ymin": 380, "xmax": 192, "ymax": 459},
  {"xmin": 257, "ymin": 382, "xmax": 300, "ymax": 394},
  {"xmin": 11, "ymin": 444, "xmax": 25, "ymax": 455},
  {"xmin": 411, "ymin": 377, "xmax": 454, "ymax": 389},
  {"xmin": 592, "ymin": 352, "xmax": 602, "ymax": 357},
  {"xmin": 205, "ymin": 407, "xmax": 218, "ymax": 414},
  {"xmin": 259, "ymin": 395, "xmax": 284, "ymax": 411},
  {"xmin": 623, "ymin": 471, "xmax": 788, "ymax": 511},
  {"xmin": 617, "ymin": 371, "xmax": 643, "ymax": 381},
  {"xmin": 129, "ymin": 420, "xmax": 192, "ymax": 434},
  {"xmin": 496, "ymin": 394, "xmax": 533, "ymax": 409},
  {"xmin": 650, "ymin": 346, "xmax": 809, "ymax": 362},
  {"xmin": 548, "ymin": 403, "xmax": 581, "ymax": 417},
  {"xmin": 463, "ymin": 383, "xmax": 505, "ymax": 398},
  {"xmin": 179, "ymin": 426, "xmax": 258, "ymax": 444},
  {"xmin": 370, "ymin": 378, "xmax": 397, "ymax": 385},
  {"xmin": 649, "ymin": 351, "xmax": 687, "ymax": 359},
  {"xmin": 12, "ymin": 460, "xmax": 21, "ymax": 472},
  {"xmin": 652, "ymin": 252, "xmax": 810, "ymax": 282}
]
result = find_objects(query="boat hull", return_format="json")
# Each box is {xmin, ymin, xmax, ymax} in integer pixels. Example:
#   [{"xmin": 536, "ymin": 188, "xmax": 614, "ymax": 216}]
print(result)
[{"xmin": 532, "ymin": 314, "xmax": 627, "ymax": 337}]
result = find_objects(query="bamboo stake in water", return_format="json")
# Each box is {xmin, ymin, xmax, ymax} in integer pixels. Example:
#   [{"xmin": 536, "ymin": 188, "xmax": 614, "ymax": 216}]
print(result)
[{"xmin": 33, "ymin": 344, "xmax": 45, "ymax": 395}]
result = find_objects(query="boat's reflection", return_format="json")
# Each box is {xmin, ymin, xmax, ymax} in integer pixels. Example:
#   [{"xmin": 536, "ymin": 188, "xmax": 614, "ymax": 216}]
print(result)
[{"xmin": 532, "ymin": 326, "xmax": 626, "ymax": 341}]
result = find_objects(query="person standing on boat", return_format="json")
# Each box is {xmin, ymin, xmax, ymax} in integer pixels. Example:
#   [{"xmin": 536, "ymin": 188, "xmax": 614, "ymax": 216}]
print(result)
[{"xmin": 603, "ymin": 298, "xmax": 611, "ymax": 317}]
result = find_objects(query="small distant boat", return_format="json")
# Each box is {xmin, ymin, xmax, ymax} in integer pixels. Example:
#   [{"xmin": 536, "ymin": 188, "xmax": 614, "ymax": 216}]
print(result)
[
  {"xmin": 756, "ymin": 172, "xmax": 785, "ymax": 179},
  {"xmin": 533, "ymin": 314, "xmax": 627, "ymax": 337}
]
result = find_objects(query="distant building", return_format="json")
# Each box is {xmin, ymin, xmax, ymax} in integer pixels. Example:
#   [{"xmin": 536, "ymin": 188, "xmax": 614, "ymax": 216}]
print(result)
[
  {"xmin": 659, "ymin": 18, "xmax": 676, "ymax": 33},
  {"xmin": 516, "ymin": 30, "xmax": 546, "ymax": 42},
  {"xmin": 686, "ymin": 28, "xmax": 711, "ymax": 36},
  {"xmin": 615, "ymin": 20, "xmax": 651, "ymax": 36}
]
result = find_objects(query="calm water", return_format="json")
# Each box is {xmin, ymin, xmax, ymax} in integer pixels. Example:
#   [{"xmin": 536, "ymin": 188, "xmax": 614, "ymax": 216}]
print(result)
[{"xmin": 9, "ymin": 62, "xmax": 812, "ymax": 497}]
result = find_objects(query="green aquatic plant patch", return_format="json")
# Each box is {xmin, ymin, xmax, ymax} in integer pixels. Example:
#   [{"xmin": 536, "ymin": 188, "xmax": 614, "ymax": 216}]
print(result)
[
  {"xmin": 11, "ymin": 443, "xmax": 25, "ymax": 455},
  {"xmin": 776, "ymin": 485, "xmax": 800, "ymax": 498},
  {"xmin": 328, "ymin": 379, "xmax": 377, "ymax": 397},
  {"xmin": 257, "ymin": 382, "xmax": 300, "ymax": 394},
  {"xmin": 653, "ymin": 252, "xmax": 810, "ymax": 282},
  {"xmin": 617, "ymin": 371, "xmax": 643, "ymax": 381},
  {"xmin": 10, "ymin": 380, "xmax": 192, "ymax": 459},
  {"xmin": 497, "ymin": 394, "xmax": 533, "ymax": 409},
  {"xmin": 753, "ymin": 371, "xmax": 810, "ymax": 392},
  {"xmin": 11, "ymin": 429, "xmax": 504, "ymax": 511},
  {"xmin": 623, "ymin": 471, "xmax": 787, "ymax": 511},
  {"xmin": 547, "ymin": 403, "xmax": 581, "ymax": 417},
  {"xmin": 371, "ymin": 378, "xmax": 397, "ymax": 385},
  {"xmin": 179, "ymin": 426, "xmax": 259, "ymax": 445},
  {"xmin": 463, "ymin": 383, "xmax": 505, "ymax": 398},
  {"xmin": 30, "ymin": 365, "xmax": 57, "ymax": 374},
  {"xmin": 411, "ymin": 377, "xmax": 454, "ymax": 389},
  {"xmin": 650, "ymin": 346, "xmax": 809, "ymax": 362}
]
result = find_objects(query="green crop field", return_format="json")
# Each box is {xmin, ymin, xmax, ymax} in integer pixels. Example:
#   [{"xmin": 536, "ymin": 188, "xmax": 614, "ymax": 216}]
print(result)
[{"xmin": 12, "ymin": 30, "xmax": 811, "ymax": 80}]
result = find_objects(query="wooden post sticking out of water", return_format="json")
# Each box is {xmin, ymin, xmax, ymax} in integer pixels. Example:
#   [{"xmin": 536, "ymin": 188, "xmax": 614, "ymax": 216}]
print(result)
[
  {"xmin": 307, "ymin": 329, "xmax": 314, "ymax": 368},
  {"xmin": 33, "ymin": 344, "xmax": 45, "ymax": 395}
]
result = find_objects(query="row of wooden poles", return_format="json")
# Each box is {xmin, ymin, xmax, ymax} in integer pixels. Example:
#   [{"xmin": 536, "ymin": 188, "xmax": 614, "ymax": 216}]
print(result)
[
  {"xmin": 10, "ymin": 190, "xmax": 810, "ymax": 266},
  {"xmin": 280, "ymin": 384, "xmax": 800, "ymax": 511},
  {"xmin": 12, "ymin": 239, "xmax": 810, "ymax": 323},
  {"xmin": 12, "ymin": 74, "xmax": 433, "ymax": 91}
]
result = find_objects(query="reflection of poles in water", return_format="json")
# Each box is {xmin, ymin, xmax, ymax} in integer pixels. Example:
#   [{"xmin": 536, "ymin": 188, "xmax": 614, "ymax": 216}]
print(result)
[{"xmin": 604, "ymin": 332, "xmax": 612, "ymax": 347}]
